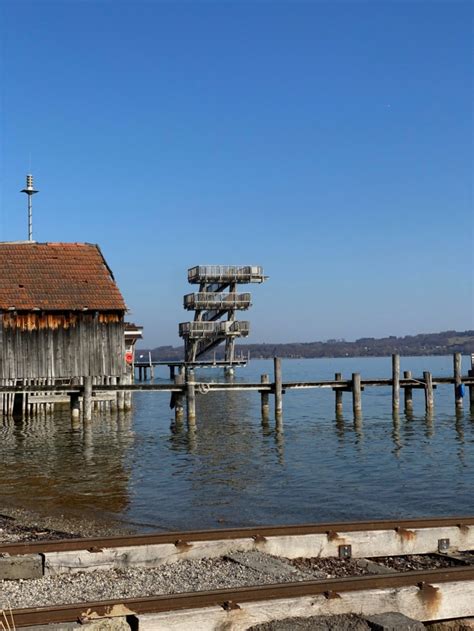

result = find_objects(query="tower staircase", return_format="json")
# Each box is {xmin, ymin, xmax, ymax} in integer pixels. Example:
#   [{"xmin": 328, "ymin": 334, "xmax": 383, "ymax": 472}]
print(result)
[{"xmin": 179, "ymin": 266, "xmax": 266, "ymax": 363}]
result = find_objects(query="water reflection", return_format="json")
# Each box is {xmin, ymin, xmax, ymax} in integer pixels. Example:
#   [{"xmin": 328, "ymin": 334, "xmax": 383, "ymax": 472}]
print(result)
[
  {"xmin": 353, "ymin": 412, "xmax": 363, "ymax": 445},
  {"xmin": 425, "ymin": 411, "xmax": 434, "ymax": 438},
  {"xmin": 0, "ymin": 409, "xmax": 134, "ymax": 518},
  {"xmin": 335, "ymin": 411, "xmax": 345, "ymax": 442},
  {"xmin": 391, "ymin": 412, "xmax": 402, "ymax": 457},
  {"xmin": 2, "ymin": 356, "xmax": 474, "ymax": 530}
]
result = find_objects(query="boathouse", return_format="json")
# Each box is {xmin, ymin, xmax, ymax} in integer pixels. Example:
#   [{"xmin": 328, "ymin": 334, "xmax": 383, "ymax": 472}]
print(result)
[{"xmin": 0, "ymin": 242, "xmax": 127, "ymax": 380}]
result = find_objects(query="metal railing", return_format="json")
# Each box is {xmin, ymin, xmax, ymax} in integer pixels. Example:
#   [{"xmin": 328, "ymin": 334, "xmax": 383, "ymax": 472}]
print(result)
[
  {"xmin": 179, "ymin": 320, "xmax": 251, "ymax": 338},
  {"xmin": 183, "ymin": 292, "xmax": 252, "ymax": 310},
  {"xmin": 179, "ymin": 322, "xmax": 218, "ymax": 337},
  {"xmin": 228, "ymin": 320, "xmax": 250, "ymax": 335},
  {"xmin": 188, "ymin": 266, "xmax": 265, "ymax": 283}
]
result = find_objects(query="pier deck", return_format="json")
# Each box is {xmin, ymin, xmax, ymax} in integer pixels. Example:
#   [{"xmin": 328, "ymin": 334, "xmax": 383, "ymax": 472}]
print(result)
[{"xmin": 2, "ymin": 353, "xmax": 473, "ymax": 424}]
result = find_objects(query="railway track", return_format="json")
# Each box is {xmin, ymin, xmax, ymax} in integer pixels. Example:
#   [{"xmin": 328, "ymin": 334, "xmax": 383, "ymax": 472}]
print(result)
[
  {"xmin": 2, "ymin": 516, "xmax": 474, "ymax": 629},
  {"xmin": 5, "ymin": 566, "xmax": 474, "ymax": 629}
]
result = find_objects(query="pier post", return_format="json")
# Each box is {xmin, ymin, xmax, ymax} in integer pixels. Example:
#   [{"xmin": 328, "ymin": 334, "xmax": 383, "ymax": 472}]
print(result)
[
  {"xmin": 423, "ymin": 371, "xmax": 434, "ymax": 412},
  {"xmin": 174, "ymin": 373, "xmax": 185, "ymax": 423},
  {"xmin": 170, "ymin": 365, "xmax": 176, "ymax": 380},
  {"xmin": 453, "ymin": 352, "xmax": 463, "ymax": 410},
  {"xmin": 117, "ymin": 376, "xmax": 125, "ymax": 410},
  {"xmin": 70, "ymin": 392, "xmax": 80, "ymax": 420},
  {"xmin": 392, "ymin": 354, "xmax": 400, "ymax": 412},
  {"xmin": 274, "ymin": 357, "xmax": 283, "ymax": 422},
  {"xmin": 403, "ymin": 370, "xmax": 413, "ymax": 413},
  {"xmin": 110, "ymin": 376, "xmax": 117, "ymax": 412},
  {"xmin": 83, "ymin": 377, "xmax": 93, "ymax": 422},
  {"xmin": 335, "ymin": 372, "xmax": 343, "ymax": 416},
  {"xmin": 260, "ymin": 374, "xmax": 270, "ymax": 422},
  {"xmin": 124, "ymin": 373, "xmax": 132, "ymax": 410},
  {"xmin": 352, "ymin": 373, "xmax": 362, "ymax": 416},
  {"xmin": 186, "ymin": 368, "xmax": 196, "ymax": 426},
  {"xmin": 469, "ymin": 354, "xmax": 474, "ymax": 409}
]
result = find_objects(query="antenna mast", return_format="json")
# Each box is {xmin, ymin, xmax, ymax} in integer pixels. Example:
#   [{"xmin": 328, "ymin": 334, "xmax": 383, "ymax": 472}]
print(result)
[{"xmin": 21, "ymin": 174, "xmax": 38, "ymax": 241}]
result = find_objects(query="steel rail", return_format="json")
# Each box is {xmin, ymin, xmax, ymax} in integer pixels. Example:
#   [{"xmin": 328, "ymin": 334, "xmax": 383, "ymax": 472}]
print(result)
[
  {"xmin": 2, "ymin": 515, "xmax": 473, "ymax": 556},
  {"xmin": 9, "ymin": 565, "xmax": 474, "ymax": 627}
]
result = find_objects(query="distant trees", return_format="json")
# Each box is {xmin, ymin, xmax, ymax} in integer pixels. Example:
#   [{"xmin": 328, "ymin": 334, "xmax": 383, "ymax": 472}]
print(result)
[{"xmin": 142, "ymin": 330, "xmax": 474, "ymax": 361}]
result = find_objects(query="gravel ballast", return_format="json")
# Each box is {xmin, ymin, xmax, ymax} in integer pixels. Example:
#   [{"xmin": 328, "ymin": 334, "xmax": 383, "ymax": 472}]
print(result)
[{"xmin": 0, "ymin": 553, "xmax": 310, "ymax": 610}]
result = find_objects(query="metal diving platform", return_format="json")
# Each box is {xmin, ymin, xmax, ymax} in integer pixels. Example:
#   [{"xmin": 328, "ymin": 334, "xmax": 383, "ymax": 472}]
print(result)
[{"xmin": 179, "ymin": 265, "xmax": 267, "ymax": 364}]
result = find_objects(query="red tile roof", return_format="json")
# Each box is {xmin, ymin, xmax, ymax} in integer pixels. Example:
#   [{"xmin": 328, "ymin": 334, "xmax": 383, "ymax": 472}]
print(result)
[{"xmin": 0, "ymin": 242, "xmax": 127, "ymax": 311}]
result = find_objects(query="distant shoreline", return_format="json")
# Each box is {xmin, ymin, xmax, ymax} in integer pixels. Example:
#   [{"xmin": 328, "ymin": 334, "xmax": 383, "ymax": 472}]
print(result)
[{"xmin": 138, "ymin": 330, "xmax": 474, "ymax": 362}]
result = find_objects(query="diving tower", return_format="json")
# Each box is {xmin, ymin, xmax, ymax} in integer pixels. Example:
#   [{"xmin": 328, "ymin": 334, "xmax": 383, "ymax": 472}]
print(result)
[{"xmin": 179, "ymin": 265, "xmax": 267, "ymax": 364}]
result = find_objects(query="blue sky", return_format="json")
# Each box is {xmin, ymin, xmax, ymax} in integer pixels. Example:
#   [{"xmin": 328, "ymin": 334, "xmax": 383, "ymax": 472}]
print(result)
[{"xmin": 0, "ymin": 1, "xmax": 472, "ymax": 346}]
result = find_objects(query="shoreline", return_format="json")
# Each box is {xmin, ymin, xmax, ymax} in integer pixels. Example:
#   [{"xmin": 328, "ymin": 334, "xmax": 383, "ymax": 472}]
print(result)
[{"xmin": 0, "ymin": 504, "xmax": 136, "ymax": 543}]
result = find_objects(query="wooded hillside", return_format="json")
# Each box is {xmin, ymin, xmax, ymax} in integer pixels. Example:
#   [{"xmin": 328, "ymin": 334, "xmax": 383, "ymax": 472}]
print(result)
[{"xmin": 140, "ymin": 330, "xmax": 474, "ymax": 361}]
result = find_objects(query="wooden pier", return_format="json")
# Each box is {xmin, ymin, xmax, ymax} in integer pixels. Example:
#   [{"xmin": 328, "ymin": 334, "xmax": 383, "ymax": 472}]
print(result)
[
  {"xmin": 134, "ymin": 355, "xmax": 250, "ymax": 381},
  {"xmin": 1, "ymin": 353, "xmax": 473, "ymax": 426}
]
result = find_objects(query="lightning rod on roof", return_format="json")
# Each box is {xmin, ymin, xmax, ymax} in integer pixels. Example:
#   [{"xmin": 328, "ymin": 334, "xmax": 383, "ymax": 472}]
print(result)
[{"xmin": 21, "ymin": 174, "xmax": 38, "ymax": 241}]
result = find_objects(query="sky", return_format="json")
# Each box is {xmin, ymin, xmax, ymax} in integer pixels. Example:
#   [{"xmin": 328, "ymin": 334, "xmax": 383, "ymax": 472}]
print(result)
[{"xmin": 0, "ymin": 0, "xmax": 472, "ymax": 347}]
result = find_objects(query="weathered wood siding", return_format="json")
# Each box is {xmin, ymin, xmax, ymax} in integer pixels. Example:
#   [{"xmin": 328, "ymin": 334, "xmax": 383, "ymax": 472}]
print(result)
[{"xmin": 0, "ymin": 312, "xmax": 125, "ymax": 379}]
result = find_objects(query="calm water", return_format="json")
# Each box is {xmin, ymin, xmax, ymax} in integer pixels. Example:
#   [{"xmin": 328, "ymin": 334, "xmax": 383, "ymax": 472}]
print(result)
[{"xmin": 1, "ymin": 356, "xmax": 473, "ymax": 531}]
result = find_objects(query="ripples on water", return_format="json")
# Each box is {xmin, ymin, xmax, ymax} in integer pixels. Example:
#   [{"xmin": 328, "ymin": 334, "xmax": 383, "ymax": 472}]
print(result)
[{"xmin": 1, "ymin": 356, "xmax": 473, "ymax": 530}]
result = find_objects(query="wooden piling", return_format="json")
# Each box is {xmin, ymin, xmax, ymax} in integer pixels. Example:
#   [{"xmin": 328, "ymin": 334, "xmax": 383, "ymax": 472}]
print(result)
[
  {"xmin": 392, "ymin": 354, "xmax": 400, "ymax": 412},
  {"xmin": 124, "ymin": 373, "xmax": 132, "ymax": 410},
  {"xmin": 423, "ymin": 371, "xmax": 434, "ymax": 412},
  {"xmin": 110, "ymin": 376, "xmax": 118, "ymax": 412},
  {"xmin": 260, "ymin": 374, "xmax": 270, "ymax": 421},
  {"xmin": 70, "ymin": 392, "xmax": 80, "ymax": 420},
  {"xmin": 352, "ymin": 373, "xmax": 362, "ymax": 416},
  {"xmin": 453, "ymin": 352, "xmax": 463, "ymax": 410},
  {"xmin": 174, "ymin": 374, "xmax": 184, "ymax": 423},
  {"xmin": 186, "ymin": 369, "xmax": 196, "ymax": 426},
  {"xmin": 117, "ymin": 376, "xmax": 125, "ymax": 410},
  {"xmin": 170, "ymin": 365, "xmax": 176, "ymax": 380},
  {"xmin": 403, "ymin": 370, "xmax": 413, "ymax": 413},
  {"xmin": 274, "ymin": 357, "xmax": 282, "ymax": 421},
  {"xmin": 83, "ymin": 376, "xmax": 93, "ymax": 422},
  {"xmin": 335, "ymin": 372, "xmax": 343, "ymax": 415},
  {"xmin": 469, "ymin": 354, "xmax": 474, "ymax": 409}
]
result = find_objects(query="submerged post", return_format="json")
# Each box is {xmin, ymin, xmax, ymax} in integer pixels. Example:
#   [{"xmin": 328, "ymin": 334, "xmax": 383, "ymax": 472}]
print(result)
[
  {"xmin": 186, "ymin": 368, "xmax": 196, "ymax": 426},
  {"xmin": 453, "ymin": 352, "xmax": 463, "ymax": 410},
  {"xmin": 260, "ymin": 374, "xmax": 270, "ymax": 422},
  {"xmin": 392, "ymin": 354, "xmax": 400, "ymax": 412},
  {"xmin": 70, "ymin": 392, "xmax": 80, "ymax": 420},
  {"xmin": 110, "ymin": 376, "xmax": 117, "ymax": 412},
  {"xmin": 352, "ymin": 373, "xmax": 362, "ymax": 416},
  {"xmin": 83, "ymin": 377, "xmax": 93, "ymax": 422},
  {"xmin": 274, "ymin": 357, "xmax": 283, "ymax": 421},
  {"xmin": 423, "ymin": 371, "xmax": 434, "ymax": 412},
  {"xmin": 403, "ymin": 370, "xmax": 413, "ymax": 413},
  {"xmin": 124, "ymin": 373, "xmax": 132, "ymax": 410},
  {"xmin": 335, "ymin": 372, "xmax": 343, "ymax": 416},
  {"xmin": 174, "ymin": 373, "xmax": 185, "ymax": 423},
  {"xmin": 117, "ymin": 376, "xmax": 125, "ymax": 410},
  {"xmin": 469, "ymin": 354, "xmax": 474, "ymax": 409}
]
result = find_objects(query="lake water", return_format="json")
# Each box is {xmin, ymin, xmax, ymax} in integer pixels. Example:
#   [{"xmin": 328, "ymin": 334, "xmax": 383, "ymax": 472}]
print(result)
[{"xmin": 1, "ymin": 356, "xmax": 473, "ymax": 531}]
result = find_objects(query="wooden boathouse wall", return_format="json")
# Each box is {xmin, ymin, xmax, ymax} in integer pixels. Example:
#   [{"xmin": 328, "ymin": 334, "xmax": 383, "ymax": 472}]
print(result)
[
  {"xmin": 0, "ymin": 311, "xmax": 125, "ymax": 380},
  {"xmin": 0, "ymin": 242, "xmax": 128, "ymax": 416}
]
